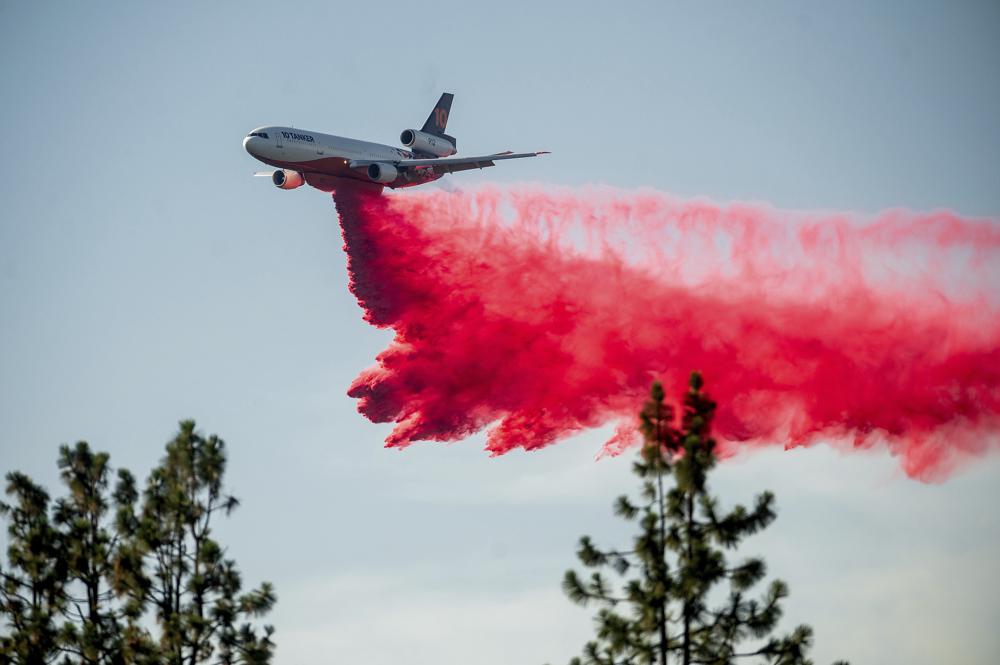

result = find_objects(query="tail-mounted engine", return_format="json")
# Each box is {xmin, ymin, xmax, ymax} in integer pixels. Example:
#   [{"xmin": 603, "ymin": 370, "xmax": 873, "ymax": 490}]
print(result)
[
  {"xmin": 272, "ymin": 169, "xmax": 304, "ymax": 189},
  {"xmin": 400, "ymin": 129, "xmax": 457, "ymax": 157}
]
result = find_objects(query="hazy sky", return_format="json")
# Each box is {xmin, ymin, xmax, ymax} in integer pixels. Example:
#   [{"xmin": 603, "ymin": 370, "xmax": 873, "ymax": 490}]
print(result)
[{"xmin": 2, "ymin": 2, "xmax": 999, "ymax": 664}]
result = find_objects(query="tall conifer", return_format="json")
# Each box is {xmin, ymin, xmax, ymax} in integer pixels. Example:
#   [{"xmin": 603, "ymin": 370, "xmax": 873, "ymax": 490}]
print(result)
[
  {"xmin": 126, "ymin": 421, "xmax": 275, "ymax": 665},
  {"xmin": 562, "ymin": 373, "xmax": 847, "ymax": 665},
  {"xmin": 52, "ymin": 443, "xmax": 125, "ymax": 664},
  {"xmin": 1, "ymin": 422, "xmax": 275, "ymax": 665},
  {"xmin": 0, "ymin": 473, "xmax": 65, "ymax": 664}
]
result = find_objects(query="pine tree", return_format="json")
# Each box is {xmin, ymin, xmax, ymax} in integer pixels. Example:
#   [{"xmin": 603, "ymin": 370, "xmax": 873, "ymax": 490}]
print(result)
[
  {"xmin": 0, "ymin": 473, "xmax": 65, "ymax": 665},
  {"xmin": 1, "ymin": 422, "xmax": 276, "ymax": 665},
  {"xmin": 107, "ymin": 465, "xmax": 157, "ymax": 665},
  {"xmin": 562, "ymin": 373, "xmax": 847, "ymax": 665},
  {"xmin": 51, "ymin": 443, "xmax": 128, "ymax": 664},
  {"xmin": 121, "ymin": 421, "xmax": 276, "ymax": 665}
]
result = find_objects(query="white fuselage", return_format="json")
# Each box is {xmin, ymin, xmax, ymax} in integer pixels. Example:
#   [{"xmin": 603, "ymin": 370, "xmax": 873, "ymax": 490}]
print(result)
[{"xmin": 243, "ymin": 126, "xmax": 441, "ymax": 190}]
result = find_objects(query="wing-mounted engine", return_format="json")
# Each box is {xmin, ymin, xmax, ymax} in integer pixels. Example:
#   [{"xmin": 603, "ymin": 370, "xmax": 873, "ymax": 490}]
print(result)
[
  {"xmin": 400, "ymin": 129, "xmax": 457, "ymax": 158},
  {"xmin": 367, "ymin": 163, "xmax": 399, "ymax": 184},
  {"xmin": 272, "ymin": 169, "xmax": 304, "ymax": 189}
]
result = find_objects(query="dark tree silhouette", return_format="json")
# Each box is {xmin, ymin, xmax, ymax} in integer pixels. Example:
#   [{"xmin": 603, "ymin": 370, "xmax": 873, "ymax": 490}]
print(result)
[
  {"xmin": 562, "ymin": 373, "xmax": 847, "ymax": 665},
  {"xmin": 1, "ymin": 422, "xmax": 275, "ymax": 665},
  {"xmin": 0, "ymin": 473, "xmax": 65, "ymax": 665},
  {"xmin": 121, "ymin": 421, "xmax": 275, "ymax": 665},
  {"xmin": 52, "ymin": 443, "xmax": 129, "ymax": 664}
]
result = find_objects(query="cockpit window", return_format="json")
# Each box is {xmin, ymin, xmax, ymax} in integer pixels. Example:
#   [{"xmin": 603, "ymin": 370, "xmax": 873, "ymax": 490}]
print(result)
[{"xmin": 247, "ymin": 131, "xmax": 269, "ymax": 139}]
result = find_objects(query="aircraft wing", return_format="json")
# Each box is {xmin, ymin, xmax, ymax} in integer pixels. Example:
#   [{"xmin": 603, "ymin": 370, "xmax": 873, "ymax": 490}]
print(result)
[{"xmin": 349, "ymin": 151, "xmax": 549, "ymax": 175}]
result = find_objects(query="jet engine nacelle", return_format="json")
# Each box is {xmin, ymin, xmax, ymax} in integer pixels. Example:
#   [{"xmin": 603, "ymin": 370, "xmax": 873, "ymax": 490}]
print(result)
[
  {"xmin": 272, "ymin": 169, "xmax": 304, "ymax": 189},
  {"xmin": 400, "ymin": 129, "xmax": 457, "ymax": 157},
  {"xmin": 367, "ymin": 163, "xmax": 399, "ymax": 183}
]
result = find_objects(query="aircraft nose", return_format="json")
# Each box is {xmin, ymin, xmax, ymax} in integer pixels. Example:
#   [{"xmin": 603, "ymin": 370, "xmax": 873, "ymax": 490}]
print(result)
[{"xmin": 243, "ymin": 135, "xmax": 258, "ymax": 155}]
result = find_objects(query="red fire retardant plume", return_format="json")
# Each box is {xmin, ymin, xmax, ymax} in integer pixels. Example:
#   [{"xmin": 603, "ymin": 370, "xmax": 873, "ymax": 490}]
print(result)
[{"xmin": 333, "ymin": 184, "xmax": 1000, "ymax": 480}]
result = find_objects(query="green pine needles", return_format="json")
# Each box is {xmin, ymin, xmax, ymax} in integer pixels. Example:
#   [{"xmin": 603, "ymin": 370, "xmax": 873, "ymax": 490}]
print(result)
[
  {"xmin": 562, "ymin": 373, "xmax": 847, "ymax": 665},
  {"xmin": 0, "ymin": 422, "xmax": 275, "ymax": 665}
]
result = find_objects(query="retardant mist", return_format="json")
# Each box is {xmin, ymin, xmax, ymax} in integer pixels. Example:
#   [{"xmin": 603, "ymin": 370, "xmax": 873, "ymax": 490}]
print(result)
[{"xmin": 332, "ymin": 184, "xmax": 1000, "ymax": 481}]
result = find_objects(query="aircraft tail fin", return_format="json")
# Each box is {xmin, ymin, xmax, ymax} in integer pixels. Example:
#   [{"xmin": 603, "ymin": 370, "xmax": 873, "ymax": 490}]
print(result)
[{"xmin": 421, "ymin": 93, "xmax": 453, "ymax": 136}]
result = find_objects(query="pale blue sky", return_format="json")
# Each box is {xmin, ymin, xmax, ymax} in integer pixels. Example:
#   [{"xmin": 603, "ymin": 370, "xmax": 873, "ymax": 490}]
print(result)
[{"xmin": 1, "ymin": 2, "xmax": 999, "ymax": 664}]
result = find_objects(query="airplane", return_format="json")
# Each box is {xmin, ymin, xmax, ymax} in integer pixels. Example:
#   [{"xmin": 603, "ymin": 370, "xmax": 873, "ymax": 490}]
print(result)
[{"xmin": 243, "ymin": 93, "xmax": 547, "ymax": 193}]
